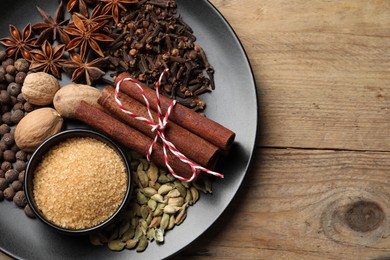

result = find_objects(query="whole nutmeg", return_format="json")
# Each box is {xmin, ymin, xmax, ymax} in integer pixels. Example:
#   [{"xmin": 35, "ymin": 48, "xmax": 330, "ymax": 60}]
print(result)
[
  {"xmin": 15, "ymin": 107, "xmax": 63, "ymax": 152},
  {"xmin": 22, "ymin": 72, "xmax": 60, "ymax": 106},
  {"xmin": 13, "ymin": 190, "xmax": 27, "ymax": 207},
  {"xmin": 53, "ymin": 83, "xmax": 101, "ymax": 118}
]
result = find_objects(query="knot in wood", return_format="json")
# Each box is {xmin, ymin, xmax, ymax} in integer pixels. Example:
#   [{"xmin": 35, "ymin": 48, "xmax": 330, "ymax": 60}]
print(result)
[{"xmin": 345, "ymin": 201, "xmax": 385, "ymax": 233}]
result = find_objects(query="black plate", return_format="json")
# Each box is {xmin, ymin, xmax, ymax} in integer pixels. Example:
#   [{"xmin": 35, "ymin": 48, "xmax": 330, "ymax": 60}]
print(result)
[{"xmin": 0, "ymin": 0, "xmax": 258, "ymax": 259}]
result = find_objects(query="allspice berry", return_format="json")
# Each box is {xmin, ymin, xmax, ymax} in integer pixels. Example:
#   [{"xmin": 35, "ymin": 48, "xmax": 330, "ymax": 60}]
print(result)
[
  {"xmin": 15, "ymin": 72, "xmax": 27, "ymax": 84},
  {"xmin": 0, "ymin": 89, "xmax": 10, "ymax": 105},
  {"xmin": 2, "ymin": 112, "xmax": 12, "ymax": 125},
  {"xmin": 2, "ymin": 132, "xmax": 15, "ymax": 146},
  {"xmin": 11, "ymin": 180, "xmax": 22, "ymax": 191},
  {"xmin": 11, "ymin": 109, "xmax": 24, "ymax": 124},
  {"xmin": 0, "ymin": 124, "xmax": 10, "ymax": 135},
  {"xmin": 18, "ymin": 170, "xmax": 25, "ymax": 182},
  {"xmin": 7, "ymin": 82, "xmax": 21, "ymax": 97},
  {"xmin": 24, "ymin": 204, "xmax": 35, "ymax": 218},
  {"xmin": 0, "ymin": 169, "xmax": 4, "ymax": 178},
  {"xmin": 14, "ymin": 58, "xmax": 29, "ymax": 73},
  {"xmin": 1, "ymin": 161, "xmax": 12, "ymax": 171},
  {"xmin": 4, "ymin": 187, "xmax": 15, "ymax": 200},
  {"xmin": 3, "ymin": 149, "xmax": 16, "ymax": 162},
  {"xmin": 15, "ymin": 160, "xmax": 26, "ymax": 172},
  {"xmin": 13, "ymin": 190, "xmax": 27, "ymax": 207},
  {"xmin": 0, "ymin": 177, "xmax": 8, "ymax": 190},
  {"xmin": 5, "ymin": 169, "xmax": 18, "ymax": 182},
  {"xmin": 15, "ymin": 150, "xmax": 27, "ymax": 161}
]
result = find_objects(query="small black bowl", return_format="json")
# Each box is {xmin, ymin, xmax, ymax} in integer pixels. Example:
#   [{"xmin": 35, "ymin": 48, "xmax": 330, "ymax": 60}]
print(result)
[{"xmin": 24, "ymin": 129, "xmax": 132, "ymax": 235}]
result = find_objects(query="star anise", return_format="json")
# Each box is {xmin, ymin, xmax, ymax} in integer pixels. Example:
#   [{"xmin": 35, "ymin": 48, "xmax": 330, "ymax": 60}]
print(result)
[
  {"xmin": 61, "ymin": 52, "xmax": 107, "ymax": 85},
  {"xmin": 33, "ymin": 1, "xmax": 71, "ymax": 45},
  {"xmin": 0, "ymin": 24, "xmax": 37, "ymax": 61},
  {"xmin": 67, "ymin": 0, "xmax": 89, "ymax": 17},
  {"xmin": 100, "ymin": 0, "xmax": 139, "ymax": 24},
  {"xmin": 30, "ymin": 40, "xmax": 66, "ymax": 79},
  {"xmin": 69, "ymin": 4, "xmax": 111, "ymax": 30},
  {"xmin": 64, "ymin": 14, "xmax": 113, "ymax": 59}
]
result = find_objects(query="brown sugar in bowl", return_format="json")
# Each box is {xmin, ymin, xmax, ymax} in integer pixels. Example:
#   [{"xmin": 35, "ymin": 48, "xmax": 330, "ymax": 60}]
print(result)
[{"xmin": 24, "ymin": 129, "xmax": 132, "ymax": 235}]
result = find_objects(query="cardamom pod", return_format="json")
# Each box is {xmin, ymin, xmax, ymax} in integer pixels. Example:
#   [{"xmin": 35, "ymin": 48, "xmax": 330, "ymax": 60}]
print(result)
[
  {"xmin": 147, "ymin": 228, "xmax": 155, "ymax": 241},
  {"xmin": 190, "ymin": 186, "xmax": 199, "ymax": 204},
  {"xmin": 149, "ymin": 216, "xmax": 162, "ymax": 228},
  {"xmin": 107, "ymin": 240, "xmax": 126, "ymax": 251},
  {"xmin": 168, "ymin": 197, "xmax": 184, "ymax": 207},
  {"xmin": 175, "ymin": 209, "xmax": 187, "ymax": 225},
  {"xmin": 160, "ymin": 213, "xmax": 170, "ymax": 231},
  {"xmin": 118, "ymin": 221, "xmax": 131, "ymax": 237},
  {"xmin": 166, "ymin": 189, "xmax": 181, "ymax": 198},
  {"xmin": 151, "ymin": 194, "xmax": 167, "ymax": 204},
  {"xmin": 136, "ymin": 236, "xmax": 148, "ymax": 252},
  {"xmin": 153, "ymin": 203, "xmax": 165, "ymax": 217},
  {"xmin": 142, "ymin": 187, "xmax": 158, "ymax": 197},
  {"xmin": 185, "ymin": 189, "xmax": 193, "ymax": 205},
  {"xmin": 147, "ymin": 162, "xmax": 158, "ymax": 185},
  {"xmin": 154, "ymin": 228, "xmax": 164, "ymax": 243},
  {"xmin": 136, "ymin": 190, "xmax": 148, "ymax": 205},
  {"xmin": 163, "ymin": 205, "xmax": 179, "ymax": 214},
  {"xmin": 158, "ymin": 184, "xmax": 174, "ymax": 195},
  {"xmin": 174, "ymin": 181, "xmax": 187, "ymax": 197},
  {"xmin": 125, "ymin": 239, "xmax": 138, "ymax": 249},
  {"xmin": 148, "ymin": 199, "xmax": 157, "ymax": 211},
  {"xmin": 167, "ymin": 215, "xmax": 176, "ymax": 230},
  {"xmin": 121, "ymin": 227, "xmax": 135, "ymax": 241},
  {"xmin": 89, "ymin": 233, "xmax": 103, "ymax": 246}
]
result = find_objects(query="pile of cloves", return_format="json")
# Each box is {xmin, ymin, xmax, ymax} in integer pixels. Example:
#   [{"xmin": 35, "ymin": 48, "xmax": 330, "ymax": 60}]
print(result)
[{"xmin": 106, "ymin": 1, "xmax": 215, "ymax": 112}]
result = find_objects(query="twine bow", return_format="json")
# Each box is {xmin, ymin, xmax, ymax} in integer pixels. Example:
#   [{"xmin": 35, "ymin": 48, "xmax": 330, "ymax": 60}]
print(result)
[{"xmin": 114, "ymin": 69, "xmax": 224, "ymax": 182}]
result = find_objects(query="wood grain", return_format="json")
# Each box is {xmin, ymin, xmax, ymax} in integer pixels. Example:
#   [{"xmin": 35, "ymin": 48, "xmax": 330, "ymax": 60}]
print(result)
[
  {"xmin": 175, "ymin": 149, "xmax": 390, "ymax": 259},
  {"xmin": 210, "ymin": 0, "xmax": 390, "ymax": 151}
]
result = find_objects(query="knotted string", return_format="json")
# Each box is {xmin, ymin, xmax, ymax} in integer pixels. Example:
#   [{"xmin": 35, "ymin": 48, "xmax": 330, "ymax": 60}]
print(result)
[{"xmin": 114, "ymin": 69, "xmax": 224, "ymax": 182}]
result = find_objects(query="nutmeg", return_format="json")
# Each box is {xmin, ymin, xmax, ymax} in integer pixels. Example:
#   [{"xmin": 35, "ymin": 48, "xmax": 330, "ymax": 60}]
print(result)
[
  {"xmin": 22, "ymin": 72, "xmax": 60, "ymax": 106},
  {"xmin": 15, "ymin": 107, "xmax": 63, "ymax": 152}
]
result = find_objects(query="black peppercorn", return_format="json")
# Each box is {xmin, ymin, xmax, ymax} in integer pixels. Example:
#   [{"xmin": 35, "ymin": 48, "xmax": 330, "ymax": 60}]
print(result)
[
  {"xmin": 1, "ymin": 161, "xmax": 12, "ymax": 171},
  {"xmin": 11, "ymin": 180, "xmax": 22, "ymax": 191},
  {"xmin": 7, "ymin": 82, "xmax": 21, "ymax": 97},
  {"xmin": 13, "ymin": 190, "xmax": 27, "ymax": 207},
  {"xmin": 0, "ymin": 124, "xmax": 10, "ymax": 135},
  {"xmin": 3, "ymin": 149, "xmax": 15, "ymax": 162},
  {"xmin": 0, "ymin": 190, "xmax": 3, "ymax": 201},
  {"xmin": 18, "ymin": 170, "xmax": 25, "ymax": 182},
  {"xmin": 2, "ymin": 112, "xmax": 12, "ymax": 125},
  {"xmin": 15, "ymin": 150, "xmax": 27, "ymax": 161},
  {"xmin": 15, "ymin": 160, "xmax": 26, "ymax": 172},
  {"xmin": 5, "ymin": 169, "xmax": 18, "ymax": 182},
  {"xmin": 24, "ymin": 204, "xmax": 35, "ymax": 218},
  {"xmin": 0, "ymin": 89, "xmax": 11, "ymax": 105},
  {"xmin": 2, "ymin": 132, "xmax": 14, "ymax": 146},
  {"xmin": 0, "ymin": 177, "xmax": 8, "ymax": 190},
  {"xmin": 14, "ymin": 58, "xmax": 29, "ymax": 73},
  {"xmin": 11, "ymin": 109, "xmax": 24, "ymax": 124},
  {"xmin": 4, "ymin": 187, "xmax": 15, "ymax": 200}
]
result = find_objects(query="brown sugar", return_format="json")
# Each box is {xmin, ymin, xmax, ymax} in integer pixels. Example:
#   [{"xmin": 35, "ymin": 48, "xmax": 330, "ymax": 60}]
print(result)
[{"xmin": 33, "ymin": 137, "xmax": 128, "ymax": 230}]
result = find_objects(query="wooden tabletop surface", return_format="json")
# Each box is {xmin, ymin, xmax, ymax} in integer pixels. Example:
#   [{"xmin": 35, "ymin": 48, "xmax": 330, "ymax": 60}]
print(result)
[
  {"xmin": 0, "ymin": 1, "xmax": 388, "ymax": 260},
  {"xmin": 174, "ymin": 0, "xmax": 390, "ymax": 259}
]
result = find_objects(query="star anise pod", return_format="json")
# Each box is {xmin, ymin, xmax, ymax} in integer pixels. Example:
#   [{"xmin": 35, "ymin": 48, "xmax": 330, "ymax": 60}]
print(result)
[
  {"xmin": 67, "ymin": 0, "xmax": 90, "ymax": 17},
  {"xmin": 100, "ymin": 0, "xmax": 139, "ymax": 24},
  {"xmin": 30, "ymin": 40, "xmax": 66, "ymax": 79},
  {"xmin": 33, "ymin": 1, "xmax": 71, "ymax": 45},
  {"xmin": 61, "ymin": 52, "xmax": 107, "ymax": 85},
  {"xmin": 0, "ymin": 24, "xmax": 37, "ymax": 61},
  {"xmin": 64, "ymin": 14, "xmax": 113, "ymax": 59},
  {"xmin": 69, "ymin": 4, "xmax": 111, "ymax": 30}
]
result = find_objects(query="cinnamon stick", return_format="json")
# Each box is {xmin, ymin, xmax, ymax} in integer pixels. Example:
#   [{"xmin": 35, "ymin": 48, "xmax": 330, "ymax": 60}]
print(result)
[
  {"xmin": 98, "ymin": 86, "xmax": 220, "ymax": 169},
  {"xmin": 114, "ymin": 73, "xmax": 235, "ymax": 151},
  {"xmin": 74, "ymin": 101, "xmax": 194, "ymax": 179}
]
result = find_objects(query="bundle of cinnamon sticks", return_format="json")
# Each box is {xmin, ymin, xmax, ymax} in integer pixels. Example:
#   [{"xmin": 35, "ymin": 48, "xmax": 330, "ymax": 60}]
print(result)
[{"xmin": 74, "ymin": 72, "xmax": 235, "ymax": 180}]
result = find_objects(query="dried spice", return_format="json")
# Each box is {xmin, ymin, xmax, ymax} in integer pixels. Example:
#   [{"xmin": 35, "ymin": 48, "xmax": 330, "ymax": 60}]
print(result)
[
  {"xmin": 61, "ymin": 53, "xmax": 107, "ymax": 85},
  {"xmin": 100, "ymin": 0, "xmax": 139, "ymax": 24},
  {"xmin": 29, "ymin": 41, "xmax": 66, "ymax": 79},
  {"xmin": 33, "ymin": 1, "xmax": 71, "ymax": 44},
  {"xmin": 64, "ymin": 14, "xmax": 114, "ymax": 59},
  {"xmin": 67, "ymin": 0, "xmax": 90, "ymax": 17},
  {"xmin": 0, "ymin": 24, "xmax": 37, "ymax": 61}
]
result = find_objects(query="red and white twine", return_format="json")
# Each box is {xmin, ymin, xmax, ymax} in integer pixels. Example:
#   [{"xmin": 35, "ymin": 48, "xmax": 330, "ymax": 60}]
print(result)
[{"xmin": 114, "ymin": 69, "xmax": 224, "ymax": 182}]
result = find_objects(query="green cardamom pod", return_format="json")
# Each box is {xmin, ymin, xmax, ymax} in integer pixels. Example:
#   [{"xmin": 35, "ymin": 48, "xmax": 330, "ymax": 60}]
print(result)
[
  {"xmin": 142, "ymin": 187, "xmax": 158, "ymax": 197},
  {"xmin": 160, "ymin": 213, "xmax": 170, "ymax": 231},
  {"xmin": 135, "ymin": 236, "xmax": 148, "ymax": 252},
  {"xmin": 125, "ymin": 239, "xmax": 138, "ymax": 249},
  {"xmin": 158, "ymin": 184, "xmax": 174, "ymax": 195},
  {"xmin": 166, "ymin": 189, "xmax": 181, "ymax": 198},
  {"xmin": 154, "ymin": 228, "xmax": 164, "ymax": 243},
  {"xmin": 107, "ymin": 240, "xmax": 126, "ymax": 251}
]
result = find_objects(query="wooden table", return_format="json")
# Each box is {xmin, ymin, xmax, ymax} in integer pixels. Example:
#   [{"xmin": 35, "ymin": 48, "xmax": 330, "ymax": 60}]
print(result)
[{"xmin": 174, "ymin": 0, "xmax": 390, "ymax": 259}]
